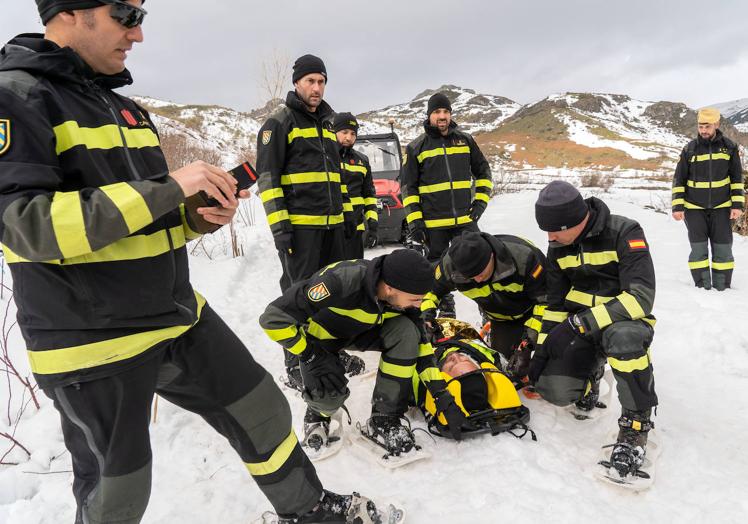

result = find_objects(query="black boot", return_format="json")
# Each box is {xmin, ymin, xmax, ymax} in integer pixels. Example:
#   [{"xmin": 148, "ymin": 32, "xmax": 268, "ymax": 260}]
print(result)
[
  {"xmin": 438, "ymin": 293, "xmax": 456, "ymax": 319},
  {"xmin": 278, "ymin": 490, "xmax": 382, "ymax": 523},
  {"xmin": 608, "ymin": 408, "xmax": 653, "ymax": 478},
  {"xmin": 574, "ymin": 363, "xmax": 605, "ymax": 412},
  {"xmin": 302, "ymin": 408, "xmax": 331, "ymax": 452},
  {"xmin": 366, "ymin": 413, "xmax": 415, "ymax": 456}
]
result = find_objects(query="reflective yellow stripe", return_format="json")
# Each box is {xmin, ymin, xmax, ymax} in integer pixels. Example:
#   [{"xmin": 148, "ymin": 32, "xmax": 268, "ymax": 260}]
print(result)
[
  {"xmin": 474, "ymin": 193, "xmax": 490, "ymax": 203},
  {"xmin": 418, "ymin": 366, "xmax": 442, "ymax": 383},
  {"xmin": 343, "ymin": 202, "xmax": 353, "ymax": 212},
  {"xmin": 467, "ymin": 341, "xmax": 496, "ymax": 363},
  {"xmin": 406, "ymin": 211, "xmax": 423, "ymax": 223},
  {"xmin": 322, "ymin": 129, "xmax": 336, "ymax": 141},
  {"xmin": 260, "ymin": 188, "xmax": 285, "ymax": 203},
  {"xmin": 307, "ymin": 320, "xmax": 336, "ymax": 340},
  {"xmin": 341, "ymin": 184, "xmax": 348, "ymax": 194},
  {"xmin": 281, "ymin": 172, "xmax": 341, "ymax": 184},
  {"xmin": 590, "ymin": 303, "xmax": 613, "ymax": 329},
  {"xmin": 618, "ymin": 291, "xmax": 645, "ymax": 319},
  {"xmin": 245, "ymin": 430, "xmax": 298, "ymax": 476},
  {"xmin": 690, "ymin": 153, "xmax": 730, "ymax": 162},
  {"xmin": 341, "ymin": 163, "xmax": 367, "ymax": 174},
  {"xmin": 364, "ymin": 197, "xmax": 378, "ymax": 205},
  {"xmin": 349, "ymin": 196, "xmax": 365, "ymax": 206},
  {"xmin": 28, "ymin": 292, "xmax": 206, "ymax": 374},
  {"xmin": 403, "ymin": 195, "xmax": 421, "ymax": 207},
  {"xmin": 421, "ymin": 299, "xmax": 437, "ymax": 311},
  {"xmin": 329, "ymin": 307, "xmax": 380, "ymax": 324},
  {"xmin": 419, "ymin": 180, "xmax": 473, "ymax": 194},
  {"xmin": 289, "ymin": 213, "xmax": 344, "ymax": 226},
  {"xmin": 543, "ymin": 310, "xmax": 569, "ymax": 322},
  {"xmin": 264, "ymin": 326, "xmax": 298, "ymax": 342},
  {"xmin": 50, "ymin": 191, "xmax": 92, "ymax": 259},
  {"xmin": 266, "ymin": 210, "xmax": 290, "ymax": 225},
  {"xmin": 711, "ymin": 261, "xmax": 734, "ymax": 271},
  {"xmin": 54, "ymin": 121, "xmax": 159, "ymax": 155},
  {"xmin": 557, "ymin": 251, "xmax": 618, "ymax": 269},
  {"xmin": 732, "ymin": 195, "xmax": 745, "ymax": 203},
  {"xmin": 524, "ymin": 317, "xmax": 542, "ymax": 332},
  {"xmin": 731, "ymin": 183, "xmax": 745, "ymax": 190},
  {"xmin": 365, "ymin": 210, "xmax": 378, "ymax": 221},
  {"xmin": 687, "ymin": 177, "xmax": 730, "ymax": 188},
  {"xmin": 416, "ymin": 145, "xmax": 470, "ymax": 163},
  {"xmin": 688, "ymin": 259, "xmax": 709, "ymax": 269},
  {"xmin": 287, "ymin": 127, "xmax": 318, "ymax": 143},
  {"xmin": 3, "ymin": 226, "xmax": 187, "ymax": 265},
  {"xmin": 475, "ymin": 179, "xmax": 493, "ymax": 188},
  {"xmin": 565, "ymin": 289, "xmax": 614, "ymax": 307},
  {"xmin": 100, "ymin": 183, "xmax": 153, "ymax": 234},
  {"xmin": 380, "ymin": 360, "xmax": 416, "ymax": 379},
  {"xmin": 672, "ymin": 186, "xmax": 685, "ymax": 194},
  {"xmin": 288, "ymin": 336, "xmax": 307, "ymax": 355},
  {"xmin": 714, "ymin": 200, "xmax": 732, "ymax": 209},
  {"xmin": 608, "ymin": 351, "xmax": 651, "ymax": 374},
  {"xmin": 356, "ymin": 223, "xmax": 365, "ymax": 231},
  {"xmin": 485, "ymin": 310, "xmax": 524, "ymax": 320},
  {"xmin": 418, "ymin": 343, "xmax": 434, "ymax": 357},
  {"xmin": 462, "ymin": 281, "xmax": 524, "ymax": 300},
  {"xmin": 672, "ymin": 198, "xmax": 685, "ymax": 206},
  {"xmin": 537, "ymin": 333, "xmax": 547, "ymax": 344},
  {"xmin": 424, "ymin": 215, "xmax": 473, "ymax": 228}
]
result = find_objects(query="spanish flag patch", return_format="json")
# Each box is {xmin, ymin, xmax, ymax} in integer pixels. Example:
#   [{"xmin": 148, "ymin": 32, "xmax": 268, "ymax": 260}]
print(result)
[
  {"xmin": 628, "ymin": 239, "xmax": 647, "ymax": 250},
  {"xmin": 531, "ymin": 264, "xmax": 543, "ymax": 279}
]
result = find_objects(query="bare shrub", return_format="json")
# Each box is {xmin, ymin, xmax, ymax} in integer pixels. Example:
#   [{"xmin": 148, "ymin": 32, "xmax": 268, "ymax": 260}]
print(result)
[
  {"xmin": 580, "ymin": 171, "xmax": 613, "ymax": 192},
  {"xmin": 159, "ymin": 130, "xmax": 222, "ymax": 171}
]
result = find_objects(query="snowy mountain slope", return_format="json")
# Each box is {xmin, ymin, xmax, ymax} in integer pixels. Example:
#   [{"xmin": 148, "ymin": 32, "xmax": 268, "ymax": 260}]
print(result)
[
  {"xmin": 711, "ymin": 98, "xmax": 748, "ymax": 132},
  {"xmin": 356, "ymin": 84, "xmax": 521, "ymax": 142},
  {"xmin": 1, "ymin": 188, "xmax": 747, "ymax": 523}
]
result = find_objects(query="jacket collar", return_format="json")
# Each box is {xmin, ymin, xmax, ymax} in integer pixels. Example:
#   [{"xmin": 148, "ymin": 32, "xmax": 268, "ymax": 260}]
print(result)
[
  {"xmin": 285, "ymin": 90, "xmax": 334, "ymax": 121},
  {"xmin": 423, "ymin": 119, "xmax": 458, "ymax": 138}
]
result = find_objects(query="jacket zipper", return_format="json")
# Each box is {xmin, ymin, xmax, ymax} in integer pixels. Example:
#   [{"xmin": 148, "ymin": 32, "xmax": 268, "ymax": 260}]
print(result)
[
  {"xmin": 318, "ymin": 120, "xmax": 333, "ymax": 229},
  {"xmin": 707, "ymin": 140, "xmax": 712, "ymax": 209},
  {"xmin": 441, "ymin": 138, "xmax": 458, "ymax": 226}
]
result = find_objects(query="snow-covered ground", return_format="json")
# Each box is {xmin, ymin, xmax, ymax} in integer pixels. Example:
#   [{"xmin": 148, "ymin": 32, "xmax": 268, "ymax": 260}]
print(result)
[{"xmin": 1, "ymin": 188, "xmax": 747, "ymax": 523}]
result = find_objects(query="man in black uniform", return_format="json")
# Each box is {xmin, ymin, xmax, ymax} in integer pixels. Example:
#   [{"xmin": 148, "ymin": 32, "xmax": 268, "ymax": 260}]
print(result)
[
  {"xmin": 421, "ymin": 231, "xmax": 547, "ymax": 376},
  {"xmin": 260, "ymin": 249, "xmax": 466, "ymax": 455},
  {"xmin": 334, "ymin": 112, "xmax": 378, "ymax": 258},
  {"xmin": 401, "ymin": 92, "xmax": 493, "ymax": 318},
  {"xmin": 256, "ymin": 55, "xmax": 360, "ymax": 389},
  {"xmin": 529, "ymin": 181, "xmax": 659, "ymax": 479},
  {"xmin": 671, "ymin": 107, "xmax": 744, "ymax": 290},
  {"xmin": 0, "ymin": 2, "xmax": 375, "ymax": 522}
]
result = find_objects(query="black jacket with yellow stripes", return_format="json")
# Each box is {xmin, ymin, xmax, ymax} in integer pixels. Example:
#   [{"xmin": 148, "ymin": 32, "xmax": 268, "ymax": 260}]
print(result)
[
  {"xmin": 339, "ymin": 146, "xmax": 377, "ymax": 230},
  {"xmin": 256, "ymin": 91, "xmax": 349, "ymax": 235},
  {"xmin": 0, "ymin": 35, "xmax": 208, "ymax": 388},
  {"xmin": 401, "ymin": 121, "xmax": 492, "ymax": 229},
  {"xmin": 260, "ymin": 256, "xmax": 445, "ymax": 394},
  {"xmin": 538, "ymin": 198, "xmax": 656, "ymax": 345},
  {"xmin": 423, "ymin": 233, "xmax": 548, "ymax": 332},
  {"xmin": 672, "ymin": 130, "xmax": 745, "ymax": 212}
]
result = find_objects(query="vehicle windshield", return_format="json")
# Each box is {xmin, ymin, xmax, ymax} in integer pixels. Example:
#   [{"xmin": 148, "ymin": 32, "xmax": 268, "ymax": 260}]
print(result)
[{"xmin": 353, "ymin": 139, "xmax": 401, "ymax": 179}]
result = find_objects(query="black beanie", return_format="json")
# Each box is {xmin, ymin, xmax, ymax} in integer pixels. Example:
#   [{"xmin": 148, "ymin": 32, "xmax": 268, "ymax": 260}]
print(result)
[
  {"xmin": 456, "ymin": 373, "xmax": 489, "ymax": 412},
  {"xmin": 381, "ymin": 249, "xmax": 434, "ymax": 295},
  {"xmin": 427, "ymin": 92, "xmax": 452, "ymax": 116},
  {"xmin": 333, "ymin": 112, "xmax": 358, "ymax": 133},
  {"xmin": 448, "ymin": 232, "xmax": 492, "ymax": 278},
  {"xmin": 535, "ymin": 180, "xmax": 589, "ymax": 232},
  {"xmin": 36, "ymin": 0, "xmax": 133, "ymax": 25},
  {"xmin": 292, "ymin": 54, "xmax": 327, "ymax": 84}
]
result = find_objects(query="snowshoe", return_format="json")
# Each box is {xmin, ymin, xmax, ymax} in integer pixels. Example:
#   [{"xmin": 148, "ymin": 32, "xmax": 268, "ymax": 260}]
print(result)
[
  {"xmin": 279, "ymin": 365, "xmax": 304, "ymax": 394},
  {"xmin": 301, "ymin": 409, "xmax": 344, "ymax": 462},
  {"xmin": 567, "ymin": 366, "xmax": 613, "ymax": 420},
  {"xmin": 339, "ymin": 350, "xmax": 366, "ymax": 378},
  {"xmin": 255, "ymin": 490, "xmax": 406, "ymax": 523},
  {"xmin": 348, "ymin": 414, "xmax": 430, "ymax": 469}
]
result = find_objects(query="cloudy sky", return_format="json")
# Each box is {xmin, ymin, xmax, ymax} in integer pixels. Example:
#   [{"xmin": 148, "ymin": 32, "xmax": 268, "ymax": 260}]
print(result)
[{"xmin": 3, "ymin": 0, "xmax": 747, "ymax": 114}]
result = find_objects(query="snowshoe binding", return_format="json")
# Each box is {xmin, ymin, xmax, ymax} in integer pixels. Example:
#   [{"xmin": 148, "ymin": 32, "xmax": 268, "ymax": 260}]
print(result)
[
  {"xmin": 257, "ymin": 489, "xmax": 406, "ymax": 523},
  {"xmin": 596, "ymin": 409, "xmax": 658, "ymax": 490},
  {"xmin": 301, "ymin": 409, "xmax": 344, "ymax": 462},
  {"xmin": 339, "ymin": 350, "xmax": 366, "ymax": 378},
  {"xmin": 349, "ymin": 414, "xmax": 430, "ymax": 469},
  {"xmin": 569, "ymin": 364, "xmax": 612, "ymax": 420},
  {"xmin": 279, "ymin": 365, "xmax": 304, "ymax": 394}
]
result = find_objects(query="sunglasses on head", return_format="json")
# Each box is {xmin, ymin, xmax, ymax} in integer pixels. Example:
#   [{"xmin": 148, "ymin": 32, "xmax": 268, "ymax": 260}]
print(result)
[{"xmin": 100, "ymin": 0, "xmax": 147, "ymax": 28}]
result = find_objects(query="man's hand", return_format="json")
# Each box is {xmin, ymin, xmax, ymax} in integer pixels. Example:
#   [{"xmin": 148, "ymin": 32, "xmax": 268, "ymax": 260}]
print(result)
[
  {"xmin": 364, "ymin": 220, "xmax": 378, "ymax": 248},
  {"xmin": 409, "ymin": 221, "xmax": 427, "ymax": 245},
  {"xmin": 299, "ymin": 340, "xmax": 348, "ymax": 397},
  {"xmin": 507, "ymin": 336, "xmax": 533, "ymax": 379},
  {"xmin": 434, "ymin": 390, "xmax": 466, "ymax": 440},
  {"xmin": 170, "ymin": 161, "xmax": 238, "ymax": 208},
  {"xmin": 672, "ymin": 211, "xmax": 684, "ymax": 221},
  {"xmin": 196, "ymin": 189, "xmax": 250, "ymax": 225},
  {"xmin": 468, "ymin": 200, "xmax": 487, "ymax": 222},
  {"xmin": 730, "ymin": 209, "xmax": 743, "ymax": 220}
]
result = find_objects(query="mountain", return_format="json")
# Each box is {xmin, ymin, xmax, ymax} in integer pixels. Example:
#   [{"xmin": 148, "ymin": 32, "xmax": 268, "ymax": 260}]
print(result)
[
  {"xmin": 356, "ymin": 85, "xmax": 521, "ymax": 142},
  {"xmin": 712, "ymin": 98, "xmax": 748, "ymax": 132},
  {"xmin": 477, "ymin": 92, "xmax": 748, "ymax": 171}
]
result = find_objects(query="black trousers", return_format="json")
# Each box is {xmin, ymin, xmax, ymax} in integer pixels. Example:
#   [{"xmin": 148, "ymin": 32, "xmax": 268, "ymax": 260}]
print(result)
[
  {"xmin": 683, "ymin": 208, "xmax": 734, "ymax": 289},
  {"xmin": 278, "ymin": 227, "xmax": 345, "ymax": 292},
  {"xmin": 425, "ymin": 222, "xmax": 480, "ymax": 263},
  {"xmin": 490, "ymin": 319, "xmax": 526, "ymax": 360},
  {"xmin": 44, "ymin": 305, "xmax": 322, "ymax": 523},
  {"xmin": 343, "ymin": 230, "xmax": 364, "ymax": 260}
]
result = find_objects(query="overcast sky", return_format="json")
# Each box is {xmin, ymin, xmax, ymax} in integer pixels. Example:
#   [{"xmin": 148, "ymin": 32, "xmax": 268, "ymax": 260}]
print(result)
[{"xmin": 3, "ymin": 0, "xmax": 747, "ymax": 114}]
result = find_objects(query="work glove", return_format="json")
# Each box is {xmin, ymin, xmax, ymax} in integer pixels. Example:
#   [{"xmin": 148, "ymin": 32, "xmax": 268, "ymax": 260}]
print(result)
[
  {"xmin": 434, "ymin": 390, "xmax": 466, "ymax": 440},
  {"xmin": 364, "ymin": 220, "xmax": 378, "ymax": 248},
  {"xmin": 527, "ymin": 345, "xmax": 548, "ymax": 385},
  {"xmin": 273, "ymin": 232, "xmax": 293, "ymax": 255},
  {"xmin": 299, "ymin": 339, "xmax": 348, "ymax": 398},
  {"xmin": 506, "ymin": 333, "xmax": 534, "ymax": 379},
  {"xmin": 344, "ymin": 216, "xmax": 357, "ymax": 239},
  {"xmin": 409, "ymin": 220, "xmax": 427, "ymax": 245},
  {"xmin": 543, "ymin": 316, "xmax": 586, "ymax": 360},
  {"xmin": 468, "ymin": 200, "xmax": 487, "ymax": 222}
]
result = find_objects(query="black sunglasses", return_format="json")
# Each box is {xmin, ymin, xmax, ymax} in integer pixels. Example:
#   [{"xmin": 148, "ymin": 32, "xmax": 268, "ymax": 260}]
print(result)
[{"xmin": 100, "ymin": 0, "xmax": 148, "ymax": 28}]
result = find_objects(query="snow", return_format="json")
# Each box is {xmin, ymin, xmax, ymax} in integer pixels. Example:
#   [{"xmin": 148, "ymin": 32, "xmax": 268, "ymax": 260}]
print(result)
[
  {"xmin": 560, "ymin": 114, "xmax": 661, "ymax": 160},
  {"xmin": 2, "ymin": 188, "xmax": 748, "ymax": 523},
  {"xmin": 711, "ymin": 98, "xmax": 748, "ymax": 119}
]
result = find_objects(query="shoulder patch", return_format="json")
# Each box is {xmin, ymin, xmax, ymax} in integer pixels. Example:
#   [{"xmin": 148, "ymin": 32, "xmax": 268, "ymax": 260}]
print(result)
[
  {"xmin": 307, "ymin": 282, "xmax": 331, "ymax": 302},
  {"xmin": 0, "ymin": 119, "xmax": 10, "ymax": 156},
  {"xmin": 531, "ymin": 263, "xmax": 543, "ymax": 279},
  {"xmin": 262, "ymin": 129, "xmax": 272, "ymax": 145},
  {"xmin": 628, "ymin": 239, "xmax": 648, "ymax": 250}
]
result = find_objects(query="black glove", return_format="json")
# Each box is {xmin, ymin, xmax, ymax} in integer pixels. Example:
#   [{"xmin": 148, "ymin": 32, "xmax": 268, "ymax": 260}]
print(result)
[
  {"xmin": 364, "ymin": 221, "xmax": 378, "ymax": 248},
  {"xmin": 527, "ymin": 346, "xmax": 548, "ymax": 385},
  {"xmin": 543, "ymin": 317, "xmax": 585, "ymax": 360},
  {"xmin": 468, "ymin": 200, "xmax": 487, "ymax": 222},
  {"xmin": 506, "ymin": 335, "xmax": 533, "ymax": 378},
  {"xmin": 299, "ymin": 340, "xmax": 348, "ymax": 397},
  {"xmin": 273, "ymin": 232, "xmax": 293, "ymax": 255},
  {"xmin": 434, "ymin": 390, "xmax": 466, "ymax": 440},
  {"xmin": 409, "ymin": 221, "xmax": 427, "ymax": 245},
  {"xmin": 344, "ymin": 217, "xmax": 356, "ymax": 239}
]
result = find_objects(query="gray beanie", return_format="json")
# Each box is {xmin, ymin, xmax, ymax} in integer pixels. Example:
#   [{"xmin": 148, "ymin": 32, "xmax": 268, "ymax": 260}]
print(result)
[
  {"xmin": 36, "ymin": 1, "xmax": 144, "ymax": 25},
  {"xmin": 535, "ymin": 181, "xmax": 588, "ymax": 232}
]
